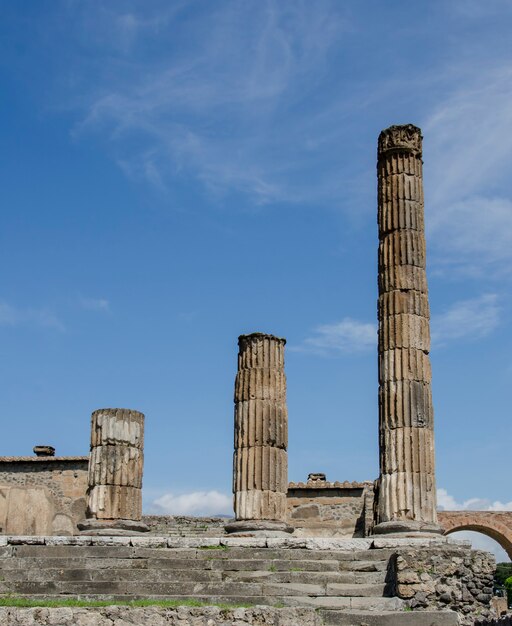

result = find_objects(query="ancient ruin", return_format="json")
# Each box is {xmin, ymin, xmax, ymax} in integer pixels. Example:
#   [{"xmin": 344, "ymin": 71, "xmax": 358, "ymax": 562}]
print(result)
[
  {"xmin": 375, "ymin": 124, "xmax": 440, "ymax": 535},
  {"xmin": 0, "ymin": 125, "xmax": 510, "ymax": 626},
  {"xmin": 78, "ymin": 408, "xmax": 148, "ymax": 534},
  {"xmin": 226, "ymin": 333, "xmax": 291, "ymax": 535}
]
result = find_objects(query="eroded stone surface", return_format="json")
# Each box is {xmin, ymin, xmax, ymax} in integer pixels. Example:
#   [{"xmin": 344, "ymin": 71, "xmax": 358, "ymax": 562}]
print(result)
[
  {"xmin": 393, "ymin": 545, "xmax": 496, "ymax": 625},
  {"xmin": 86, "ymin": 409, "xmax": 145, "ymax": 522},
  {"xmin": 232, "ymin": 334, "xmax": 289, "ymax": 527},
  {"xmin": 376, "ymin": 125, "xmax": 439, "ymax": 531}
]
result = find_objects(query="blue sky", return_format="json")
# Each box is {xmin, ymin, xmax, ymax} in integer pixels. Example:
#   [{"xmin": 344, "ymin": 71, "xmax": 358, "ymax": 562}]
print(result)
[{"xmin": 1, "ymin": 1, "xmax": 511, "ymax": 557}]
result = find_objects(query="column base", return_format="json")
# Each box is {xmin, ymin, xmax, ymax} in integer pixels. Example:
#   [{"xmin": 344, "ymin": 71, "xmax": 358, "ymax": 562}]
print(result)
[
  {"xmin": 77, "ymin": 518, "xmax": 149, "ymax": 535},
  {"xmin": 224, "ymin": 519, "xmax": 294, "ymax": 537},
  {"xmin": 372, "ymin": 520, "xmax": 444, "ymax": 537}
]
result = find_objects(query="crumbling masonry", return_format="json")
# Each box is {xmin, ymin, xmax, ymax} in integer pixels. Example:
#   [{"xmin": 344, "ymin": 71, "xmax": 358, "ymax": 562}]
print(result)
[
  {"xmin": 375, "ymin": 124, "xmax": 440, "ymax": 535},
  {"xmin": 0, "ymin": 124, "xmax": 506, "ymax": 626}
]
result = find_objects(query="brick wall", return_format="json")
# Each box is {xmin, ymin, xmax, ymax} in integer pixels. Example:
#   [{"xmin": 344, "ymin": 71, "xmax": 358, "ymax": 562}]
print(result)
[
  {"xmin": 286, "ymin": 479, "xmax": 375, "ymax": 537},
  {"xmin": 0, "ymin": 457, "xmax": 88, "ymax": 535}
]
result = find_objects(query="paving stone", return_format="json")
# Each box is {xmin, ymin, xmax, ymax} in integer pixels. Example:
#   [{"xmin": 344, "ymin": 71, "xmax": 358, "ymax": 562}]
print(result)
[{"xmin": 130, "ymin": 536, "xmax": 168, "ymax": 548}]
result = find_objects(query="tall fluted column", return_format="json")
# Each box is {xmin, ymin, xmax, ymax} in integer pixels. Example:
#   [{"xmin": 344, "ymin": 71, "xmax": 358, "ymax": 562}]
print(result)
[
  {"xmin": 78, "ymin": 408, "xmax": 148, "ymax": 533},
  {"xmin": 374, "ymin": 125, "xmax": 441, "ymax": 535},
  {"xmin": 225, "ymin": 333, "xmax": 292, "ymax": 535}
]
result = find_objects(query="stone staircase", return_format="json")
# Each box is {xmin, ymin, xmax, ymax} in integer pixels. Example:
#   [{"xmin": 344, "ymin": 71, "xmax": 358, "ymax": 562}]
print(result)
[
  {"xmin": 0, "ymin": 537, "xmax": 460, "ymax": 625},
  {"xmin": 0, "ymin": 543, "xmax": 398, "ymax": 609}
]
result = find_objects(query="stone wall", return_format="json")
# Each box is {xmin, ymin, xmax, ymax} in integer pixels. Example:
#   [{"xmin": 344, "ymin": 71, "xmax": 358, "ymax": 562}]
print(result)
[
  {"xmin": 141, "ymin": 515, "xmax": 230, "ymax": 536},
  {"xmin": 0, "ymin": 457, "xmax": 88, "ymax": 535},
  {"xmin": 0, "ymin": 450, "xmax": 376, "ymax": 537},
  {"xmin": 287, "ymin": 479, "xmax": 374, "ymax": 537},
  {"xmin": 391, "ymin": 544, "xmax": 496, "ymax": 625},
  {"xmin": 0, "ymin": 606, "xmax": 321, "ymax": 626},
  {"xmin": 475, "ymin": 617, "xmax": 512, "ymax": 626}
]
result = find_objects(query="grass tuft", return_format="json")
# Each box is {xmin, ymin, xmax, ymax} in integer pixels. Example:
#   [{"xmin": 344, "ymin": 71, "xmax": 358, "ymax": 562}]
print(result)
[{"xmin": 0, "ymin": 597, "xmax": 252, "ymax": 610}]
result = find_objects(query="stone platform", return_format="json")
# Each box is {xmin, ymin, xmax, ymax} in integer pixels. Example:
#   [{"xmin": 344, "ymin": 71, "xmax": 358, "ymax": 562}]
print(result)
[
  {"xmin": 0, "ymin": 535, "xmax": 475, "ymax": 625},
  {"xmin": 0, "ymin": 606, "xmax": 462, "ymax": 626}
]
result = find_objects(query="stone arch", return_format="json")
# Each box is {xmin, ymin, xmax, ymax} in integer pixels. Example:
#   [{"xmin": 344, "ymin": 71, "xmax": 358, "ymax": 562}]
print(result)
[{"xmin": 438, "ymin": 511, "xmax": 512, "ymax": 560}]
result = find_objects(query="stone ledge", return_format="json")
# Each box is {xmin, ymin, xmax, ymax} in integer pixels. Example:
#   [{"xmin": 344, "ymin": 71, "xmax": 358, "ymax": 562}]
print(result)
[
  {"xmin": 288, "ymin": 480, "xmax": 372, "ymax": 489},
  {"xmin": 6, "ymin": 532, "xmax": 465, "ymax": 550},
  {"xmin": 372, "ymin": 537, "xmax": 471, "ymax": 549},
  {"xmin": 0, "ymin": 456, "xmax": 88, "ymax": 463},
  {"xmin": 0, "ymin": 535, "xmax": 373, "ymax": 550},
  {"xmin": 0, "ymin": 606, "xmax": 461, "ymax": 626}
]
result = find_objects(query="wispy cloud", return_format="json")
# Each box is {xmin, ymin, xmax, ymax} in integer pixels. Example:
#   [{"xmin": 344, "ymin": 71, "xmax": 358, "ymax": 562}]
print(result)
[
  {"xmin": 449, "ymin": 0, "xmax": 512, "ymax": 19},
  {"xmin": 151, "ymin": 490, "xmax": 232, "ymax": 516},
  {"xmin": 295, "ymin": 293, "xmax": 500, "ymax": 356},
  {"xmin": 71, "ymin": 2, "xmax": 352, "ymax": 204},
  {"xmin": 0, "ymin": 301, "xmax": 65, "ymax": 332},
  {"xmin": 424, "ymin": 66, "xmax": 512, "ymax": 275},
  {"xmin": 78, "ymin": 296, "xmax": 110, "ymax": 313},
  {"xmin": 293, "ymin": 317, "xmax": 376, "ymax": 355},
  {"xmin": 431, "ymin": 294, "xmax": 500, "ymax": 346}
]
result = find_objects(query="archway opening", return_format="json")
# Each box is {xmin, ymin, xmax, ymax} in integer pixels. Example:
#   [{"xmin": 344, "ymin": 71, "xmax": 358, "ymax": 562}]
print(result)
[{"xmin": 449, "ymin": 530, "xmax": 511, "ymax": 563}]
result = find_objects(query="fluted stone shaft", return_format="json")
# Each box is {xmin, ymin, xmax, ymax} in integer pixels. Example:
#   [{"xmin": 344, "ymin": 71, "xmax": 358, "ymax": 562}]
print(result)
[
  {"xmin": 376, "ymin": 125, "xmax": 439, "ymax": 531},
  {"xmin": 86, "ymin": 408, "xmax": 145, "ymax": 521},
  {"xmin": 233, "ymin": 333, "xmax": 288, "ymax": 524}
]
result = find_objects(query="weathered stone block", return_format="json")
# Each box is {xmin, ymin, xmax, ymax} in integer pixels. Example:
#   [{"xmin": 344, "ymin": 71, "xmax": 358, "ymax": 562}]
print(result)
[
  {"xmin": 379, "ymin": 313, "xmax": 430, "ymax": 352},
  {"xmin": 231, "ymin": 334, "xmax": 289, "ymax": 529},
  {"xmin": 376, "ymin": 125, "xmax": 438, "ymax": 532},
  {"xmin": 379, "ymin": 230, "xmax": 426, "ymax": 269},
  {"xmin": 88, "ymin": 446, "xmax": 143, "ymax": 488},
  {"xmin": 90, "ymin": 409, "xmax": 144, "ymax": 449},
  {"xmin": 87, "ymin": 484, "xmax": 142, "ymax": 520},
  {"xmin": 85, "ymin": 409, "xmax": 145, "ymax": 524},
  {"xmin": 379, "ymin": 348, "xmax": 432, "ymax": 383},
  {"xmin": 379, "ymin": 381, "xmax": 433, "ymax": 428},
  {"xmin": 234, "ymin": 400, "xmax": 287, "ymax": 448},
  {"xmin": 378, "ymin": 291, "xmax": 430, "ymax": 320},
  {"xmin": 378, "ymin": 264, "xmax": 428, "ymax": 294}
]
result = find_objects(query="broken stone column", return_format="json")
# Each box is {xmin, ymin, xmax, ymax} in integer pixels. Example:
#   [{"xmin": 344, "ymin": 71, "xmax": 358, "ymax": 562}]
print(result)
[
  {"xmin": 375, "ymin": 125, "xmax": 441, "ymax": 535},
  {"xmin": 78, "ymin": 408, "xmax": 148, "ymax": 533},
  {"xmin": 225, "ymin": 333, "xmax": 292, "ymax": 535}
]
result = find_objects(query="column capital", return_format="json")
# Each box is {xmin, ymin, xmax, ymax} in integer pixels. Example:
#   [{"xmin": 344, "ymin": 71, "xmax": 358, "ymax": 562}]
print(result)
[
  {"xmin": 378, "ymin": 124, "xmax": 422, "ymax": 158},
  {"xmin": 238, "ymin": 333, "xmax": 286, "ymax": 347}
]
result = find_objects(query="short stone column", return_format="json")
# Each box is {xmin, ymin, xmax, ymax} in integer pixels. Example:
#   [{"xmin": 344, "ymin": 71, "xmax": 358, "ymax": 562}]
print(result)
[
  {"xmin": 78, "ymin": 408, "xmax": 148, "ymax": 533},
  {"xmin": 374, "ymin": 125, "xmax": 441, "ymax": 535},
  {"xmin": 225, "ymin": 333, "xmax": 292, "ymax": 535}
]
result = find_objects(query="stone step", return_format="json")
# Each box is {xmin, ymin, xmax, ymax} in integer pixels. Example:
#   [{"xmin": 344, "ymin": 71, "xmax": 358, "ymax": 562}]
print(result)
[
  {"xmin": 0, "ymin": 594, "xmax": 400, "ymax": 612},
  {"xmin": 1, "ymin": 556, "xmax": 372, "ymax": 572},
  {"xmin": 8, "ymin": 544, "xmax": 393, "ymax": 562},
  {"xmin": 208, "ymin": 558, "xmax": 343, "ymax": 572},
  {"xmin": 0, "ymin": 579, "xmax": 389, "ymax": 599},
  {"xmin": 318, "ymin": 609, "xmax": 459, "ymax": 625},
  {"xmin": 0, "ymin": 567, "xmax": 386, "ymax": 586},
  {"xmin": 284, "ymin": 597, "xmax": 404, "ymax": 610},
  {"xmin": 221, "ymin": 571, "xmax": 386, "ymax": 585},
  {"xmin": 1, "ymin": 556, "xmax": 387, "ymax": 577}
]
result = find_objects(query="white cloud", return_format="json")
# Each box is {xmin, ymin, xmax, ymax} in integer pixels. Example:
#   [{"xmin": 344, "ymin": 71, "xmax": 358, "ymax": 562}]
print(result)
[
  {"xmin": 424, "ymin": 66, "xmax": 512, "ymax": 275},
  {"xmin": 79, "ymin": 296, "xmax": 110, "ymax": 312},
  {"xmin": 0, "ymin": 301, "xmax": 65, "ymax": 331},
  {"xmin": 293, "ymin": 317, "xmax": 377, "ymax": 355},
  {"xmin": 430, "ymin": 294, "xmax": 500, "ymax": 346},
  {"xmin": 437, "ymin": 488, "xmax": 512, "ymax": 512},
  {"xmin": 72, "ymin": 2, "xmax": 351, "ymax": 204},
  {"xmin": 295, "ymin": 293, "xmax": 500, "ymax": 356},
  {"xmin": 152, "ymin": 490, "xmax": 232, "ymax": 516}
]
